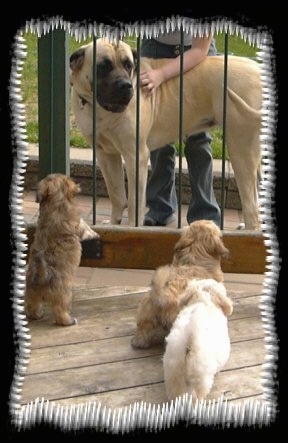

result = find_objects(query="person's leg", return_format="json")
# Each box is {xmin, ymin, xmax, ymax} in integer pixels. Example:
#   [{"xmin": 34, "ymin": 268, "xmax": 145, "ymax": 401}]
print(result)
[
  {"xmin": 144, "ymin": 145, "xmax": 177, "ymax": 226},
  {"xmin": 140, "ymin": 38, "xmax": 178, "ymax": 226},
  {"xmin": 184, "ymin": 132, "xmax": 221, "ymax": 227}
]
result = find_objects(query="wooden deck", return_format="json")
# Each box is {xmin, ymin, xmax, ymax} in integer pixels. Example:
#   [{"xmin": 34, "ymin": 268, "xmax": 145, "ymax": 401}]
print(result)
[{"xmin": 16, "ymin": 271, "xmax": 277, "ymax": 429}]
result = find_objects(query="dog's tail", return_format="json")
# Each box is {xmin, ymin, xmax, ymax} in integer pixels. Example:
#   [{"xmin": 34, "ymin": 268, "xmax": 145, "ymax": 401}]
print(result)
[
  {"xmin": 227, "ymin": 87, "xmax": 262, "ymax": 121},
  {"xmin": 163, "ymin": 332, "xmax": 187, "ymax": 401},
  {"xmin": 28, "ymin": 251, "xmax": 56, "ymax": 286}
]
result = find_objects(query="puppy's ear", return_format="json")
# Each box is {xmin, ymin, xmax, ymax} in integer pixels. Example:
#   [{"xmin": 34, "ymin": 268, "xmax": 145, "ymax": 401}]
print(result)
[
  {"xmin": 213, "ymin": 291, "xmax": 233, "ymax": 316},
  {"xmin": 205, "ymin": 281, "xmax": 233, "ymax": 316},
  {"xmin": 174, "ymin": 227, "xmax": 191, "ymax": 252},
  {"xmin": 71, "ymin": 181, "xmax": 81, "ymax": 197},
  {"xmin": 213, "ymin": 237, "xmax": 229, "ymax": 259},
  {"xmin": 36, "ymin": 179, "xmax": 49, "ymax": 204},
  {"xmin": 64, "ymin": 176, "xmax": 81, "ymax": 198}
]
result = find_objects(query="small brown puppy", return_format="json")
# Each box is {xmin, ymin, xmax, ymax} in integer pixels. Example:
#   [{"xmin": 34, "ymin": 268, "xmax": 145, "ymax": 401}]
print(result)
[
  {"xmin": 25, "ymin": 173, "xmax": 98, "ymax": 326},
  {"xmin": 131, "ymin": 220, "xmax": 229, "ymax": 348}
]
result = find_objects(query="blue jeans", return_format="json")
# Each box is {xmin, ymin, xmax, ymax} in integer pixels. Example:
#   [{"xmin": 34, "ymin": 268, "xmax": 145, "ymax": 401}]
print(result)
[{"xmin": 141, "ymin": 38, "xmax": 221, "ymax": 226}]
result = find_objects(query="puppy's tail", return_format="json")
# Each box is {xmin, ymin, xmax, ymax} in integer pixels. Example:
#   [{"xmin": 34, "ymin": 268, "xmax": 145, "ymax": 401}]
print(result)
[
  {"xmin": 28, "ymin": 251, "xmax": 55, "ymax": 286},
  {"xmin": 163, "ymin": 328, "xmax": 187, "ymax": 401}
]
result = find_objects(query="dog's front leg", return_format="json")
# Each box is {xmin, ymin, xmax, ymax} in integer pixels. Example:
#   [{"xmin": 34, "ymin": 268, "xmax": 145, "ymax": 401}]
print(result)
[
  {"xmin": 124, "ymin": 145, "xmax": 150, "ymax": 226},
  {"xmin": 96, "ymin": 147, "xmax": 128, "ymax": 225},
  {"xmin": 78, "ymin": 219, "xmax": 100, "ymax": 240}
]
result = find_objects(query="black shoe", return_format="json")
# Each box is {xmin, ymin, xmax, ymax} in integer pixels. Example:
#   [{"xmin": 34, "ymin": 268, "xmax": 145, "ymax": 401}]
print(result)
[
  {"xmin": 144, "ymin": 214, "xmax": 176, "ymax": 227},
  {"xmin": 144, "ymin": 219, "xmax": 166, "ymax": 227}
]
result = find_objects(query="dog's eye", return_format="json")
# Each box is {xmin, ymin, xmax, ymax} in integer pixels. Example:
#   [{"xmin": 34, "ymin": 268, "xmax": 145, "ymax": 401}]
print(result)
[
  {"xmin": 122, "ymin": 59, "xmax": 133, "ymax": 74},
  {"xmin": 97, "ymin": 58, "xmax": 113, "ymax": 75}
]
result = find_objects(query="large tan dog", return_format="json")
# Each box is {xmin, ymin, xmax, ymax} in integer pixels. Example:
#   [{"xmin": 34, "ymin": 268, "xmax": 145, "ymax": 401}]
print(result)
[{"xmin": 70, "ymin": 38, "xmax": 262, "ymax": 229}]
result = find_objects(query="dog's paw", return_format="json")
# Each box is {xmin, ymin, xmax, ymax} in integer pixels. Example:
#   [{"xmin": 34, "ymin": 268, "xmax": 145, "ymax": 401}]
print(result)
[
  {"xmin": 56, "ymin": 317, "xmax": 78, "ymax": 326},
  {"xmin": 65, "ymin": 317, "xmax": 78, "ymax": 326},
  {"xmin": 26, "ymin": 310, "xmax": 44, "ymax": 321},
  {"xmin": 79, "ymin": 218, "xmax": 100, "ymax": 240},
  {"xmin": 131, "ymin": 335, "xmax": 150, "ymax": 349}
]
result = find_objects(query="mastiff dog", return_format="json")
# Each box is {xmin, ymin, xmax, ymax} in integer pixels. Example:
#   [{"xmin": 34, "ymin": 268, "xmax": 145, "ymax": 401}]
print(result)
[{"xmin": 70, "ymin": 38, "xmax": 262, "ymax": 229}]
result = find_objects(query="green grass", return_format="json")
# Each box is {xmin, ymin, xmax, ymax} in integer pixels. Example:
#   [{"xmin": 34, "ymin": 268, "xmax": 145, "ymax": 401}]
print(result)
[{"xmin": 21, "ymin": 31, "xmax": 259, "ymax": 158}]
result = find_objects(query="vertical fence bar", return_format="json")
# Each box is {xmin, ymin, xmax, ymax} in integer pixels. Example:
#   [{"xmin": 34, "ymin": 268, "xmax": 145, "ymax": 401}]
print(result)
[
  {"xmin": 92, "ymin": 35, "xmax": 97, "ymax": 225},
  {"xmin": 177, "ymin": 27, "xmax": 184, "ymax": 229},
  {"xmin": 38, "ymin": 29, "xmax": 70, "ymax": 179},
  {"xmin": 220, "ymin": 32, "xmax": 229, "ymax": 230},
  {"xmin": 135, "ymin": 35, "xmax": 141, "ymax": 227}
]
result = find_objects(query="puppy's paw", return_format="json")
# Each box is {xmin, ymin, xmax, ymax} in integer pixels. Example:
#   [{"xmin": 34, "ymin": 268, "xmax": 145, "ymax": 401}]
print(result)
[
  {"xmin": 131, "ymin": 335, "xmax": 150, "ymax": 349},
  {"xmin": 26, "ymin": 310, "xmax": 44, "ymax": 321},
  {"xmin": 78, "ymin": 218, "xmax": 100, "ymax": 240},
  {"xmin": 56, "ymin": 317, "xmax": 78, "ymax": 326}
]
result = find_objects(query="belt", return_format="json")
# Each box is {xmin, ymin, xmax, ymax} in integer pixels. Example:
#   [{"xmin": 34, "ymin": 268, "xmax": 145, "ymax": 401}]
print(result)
[{"xmin": 173, "ymin": 44, "xmax": 191, "ymax": 55}]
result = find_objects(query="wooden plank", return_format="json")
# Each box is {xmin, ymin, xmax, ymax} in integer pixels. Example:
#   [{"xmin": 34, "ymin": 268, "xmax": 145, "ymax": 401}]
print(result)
[
  {"xmin": 229, "ymin": 295, "xmax": 261, "ymax": 319},
  {"xmin": 28, "ymin": 308, "xmax": 264, "ymax": 349},
  {"xmin": 26, "ymin": 335, "xmax": 265, "ymax": 375},
  {"xmin": 28, "ymin": 292, "xmax": 261, "ymax": 327},
  {"xmin": 56, "ymin": 382, "xmax": 168, "ymax": 408},
  {"xmin": 21, "ymin": 356, "xmax": 265, "ymax": 407},
  {"xmin": 72, "ymin": 285, "xmax": 149, "ymax": 300},
  {"xmin": 27, "ymin": 336, "xmax": 163, "ymax": 374},
  {"xmin": 25, "ymin": 224, "xmax": 267, "ymax": 274},
  {"xmin": 28, "ymin": 308, "xmax": 137, "ymax": 348},
  {"xmin": 208, "ymin": 365, "xmax": 264, "ymax": 402},
  {"xmin": 54, "ymin": 385, "xmax": 265, "ymax": 410},
  {"xmin": 21, "ymin": 355, "xmax": 164, "ymax": 403}
]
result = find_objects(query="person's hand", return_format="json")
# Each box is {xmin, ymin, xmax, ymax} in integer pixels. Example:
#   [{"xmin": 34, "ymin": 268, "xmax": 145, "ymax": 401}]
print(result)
[{"xmin": 140, "ymin": 69, "xmax": 165, "ymax": 94}]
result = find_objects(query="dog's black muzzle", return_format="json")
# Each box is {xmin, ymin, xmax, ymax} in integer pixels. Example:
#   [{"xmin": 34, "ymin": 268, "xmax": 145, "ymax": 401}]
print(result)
[{"xmin": 97, "ymin": 77, "xmax": 134, "ymax": 113}]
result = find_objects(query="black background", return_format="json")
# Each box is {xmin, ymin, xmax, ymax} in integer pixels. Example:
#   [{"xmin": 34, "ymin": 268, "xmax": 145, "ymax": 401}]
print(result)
[{"xmin": 2, "ymin": 4, "xmax": 285, "ymax": 440}]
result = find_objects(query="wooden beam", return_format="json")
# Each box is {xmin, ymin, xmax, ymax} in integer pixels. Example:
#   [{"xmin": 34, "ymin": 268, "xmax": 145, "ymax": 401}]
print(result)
[{"xmin": 25, "ymin": 224, "xmax": 267, "ymax": 274}]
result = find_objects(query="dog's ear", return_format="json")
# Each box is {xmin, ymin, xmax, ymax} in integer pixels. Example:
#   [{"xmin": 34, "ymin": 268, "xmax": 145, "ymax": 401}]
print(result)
[
  {"xmin": 212, "ymin": 236, "xmax": 229, "ymax": 259},
  {"xmin": 68, "ymin": 179, "xmax": 81, "ymax": 197},
  {"xmin": 172, "ymin": 227, "xmax": 193, "ymax": 265},
  {"xmin": 70, "ymin": 47, "xmax": 86, "ymax": 72},
  {"xmin": 200, "ymin": 229, "xmax": 229, "ymax": 259},
  {"xmin": 201, "ymin": 280, "xmax": 233, "ymax": 316},
  {"xmin": 174, "ymin": 227, "xmax": 192, "ymax": 252},
  {"xmin": 61, "ymin": 176, "xmax": 81, "ymax": 199},
  {"xmin": 212, "ymin": 288, "xmax": 233, "ymax": 316},
  {"xmin": 191, "ymin": 220, "xmax": 229, "ymax": 259},
  {"xmin": 70, "ymin": 47, "xmax": 86, "ymax": 86},
  {"xmin": 36, "ymin": 179, "xmax": 49, "ymax": 204}
]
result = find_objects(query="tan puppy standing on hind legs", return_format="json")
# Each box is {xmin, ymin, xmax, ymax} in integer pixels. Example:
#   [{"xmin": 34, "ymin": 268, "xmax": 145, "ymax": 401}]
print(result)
[{"xmin": 25, "ymin": 173, "xmax": 99, "ymax": 326}]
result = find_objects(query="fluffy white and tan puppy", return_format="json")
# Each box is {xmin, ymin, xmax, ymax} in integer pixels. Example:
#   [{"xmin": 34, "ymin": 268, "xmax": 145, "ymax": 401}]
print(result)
[
  {"xmin": 131, "ymin": 220, "xmax": 229, "ymax": 348},
  {"xmin": 163, "ymin": 278, "xmax": 233, "ymax": 401},
  {"xmin": 25, "ymin": 173, "xmax": 99, "ymax": 326}
]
